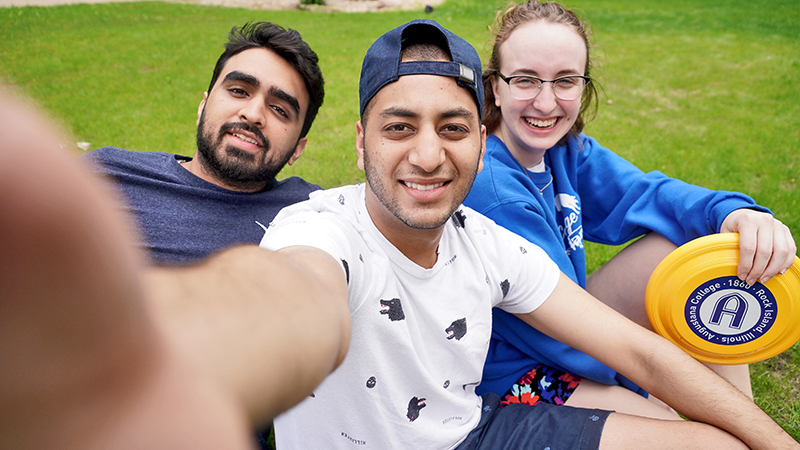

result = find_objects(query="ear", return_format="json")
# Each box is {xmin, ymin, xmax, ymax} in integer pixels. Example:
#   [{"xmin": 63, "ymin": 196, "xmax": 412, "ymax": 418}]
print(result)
[
  {"xmin": 196, "ymin": 92, "xmax": 208, "ymax": 127},
  {"xmin": 492, "ymin": 76, "xmax": 502, "ymax": 108},
  {"xmin": 477, "ymin": 124, "xmax": 487, "ymax": 174},
  {"xmin": 287, "ymin": 137, "xmax": 308, "ymax": 166},
  {"xmin": 355, "ymin": 120, "xmax": 366, "ymax": 171}
]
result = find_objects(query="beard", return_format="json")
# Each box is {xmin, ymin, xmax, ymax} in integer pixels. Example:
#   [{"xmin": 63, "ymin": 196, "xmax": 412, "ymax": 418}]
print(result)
[
  {"xmin": 362, "ymin": 146, "xmax": 479, "ymax": 231},
  {"xmin": 195, "ymin": 113, "xmax": 295, "ymax": 190}
]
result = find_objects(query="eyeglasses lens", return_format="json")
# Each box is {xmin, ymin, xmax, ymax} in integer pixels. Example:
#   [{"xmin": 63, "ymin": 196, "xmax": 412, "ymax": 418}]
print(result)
[{"xmin": 509, "ymin": 77, "xmax": 586, "ymax": 101}]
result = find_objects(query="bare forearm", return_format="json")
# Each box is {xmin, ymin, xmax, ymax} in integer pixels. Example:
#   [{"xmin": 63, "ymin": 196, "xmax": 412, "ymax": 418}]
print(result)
[
  {"xmin": 0, "ymin": 91, "xmax": 258, "ymax": 449},
  {"xmin": 524, "ymin": 274, "xmax": 798, "ymax": 450},
  {"xmin": 633, "ymin": 336, "xmax": 798, "ymax": 450},
  {"xmin": 144, "ymin": 245, "xmax": 350, "ymax": 426}
]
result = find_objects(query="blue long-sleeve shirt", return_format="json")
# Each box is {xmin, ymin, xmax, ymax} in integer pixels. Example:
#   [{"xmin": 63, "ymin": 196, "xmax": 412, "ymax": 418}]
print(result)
[
  {"xmin": 464, "ymin": 133, "xmax": 768, "ymax": 397},
  {"xmin": 82, "ymin": 147, "xmax": 320, "ymax": 265}
]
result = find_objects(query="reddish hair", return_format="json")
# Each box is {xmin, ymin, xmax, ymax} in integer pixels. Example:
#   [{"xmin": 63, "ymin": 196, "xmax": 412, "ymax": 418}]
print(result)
[{"xmin": 483, "ymin": 0, "xmax": 598, "ymax": 139}]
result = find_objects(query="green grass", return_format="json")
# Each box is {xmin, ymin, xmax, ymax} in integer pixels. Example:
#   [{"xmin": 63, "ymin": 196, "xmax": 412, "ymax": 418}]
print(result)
[{"xmin": 2, "ymin": 0, "xmax": 799, "ymax": 442}]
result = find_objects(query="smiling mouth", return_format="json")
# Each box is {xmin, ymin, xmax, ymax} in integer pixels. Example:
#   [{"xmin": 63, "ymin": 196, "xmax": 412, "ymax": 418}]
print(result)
[
  {"xmin": 403, "ymin": 181, "xmax": 446, "ymax": 191},
  {"xmin": 524, "ymin": 117, "xmax": 558, "ymax": 129},
  {"xmin": 230, "ymin": 132, "xmax": 261, "ymax": 147}
]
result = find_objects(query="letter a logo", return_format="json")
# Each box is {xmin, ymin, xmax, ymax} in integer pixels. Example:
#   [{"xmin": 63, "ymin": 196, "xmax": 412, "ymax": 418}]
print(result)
[{"xmin": 709, "ymin": 293, "xmax": 748, "ymax": 329}]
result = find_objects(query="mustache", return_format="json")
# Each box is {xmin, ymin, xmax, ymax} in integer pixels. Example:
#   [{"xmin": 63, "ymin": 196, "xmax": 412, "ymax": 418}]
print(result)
[{"xmin": 218, "ymin": 122, "xmax": 269, "ymax": 150}]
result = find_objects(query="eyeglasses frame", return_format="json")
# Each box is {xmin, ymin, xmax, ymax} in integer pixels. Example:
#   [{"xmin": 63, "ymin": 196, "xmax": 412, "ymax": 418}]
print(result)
[{"xmin": 494, "ymin": 71, "xmax": 591, "ymax": 101}]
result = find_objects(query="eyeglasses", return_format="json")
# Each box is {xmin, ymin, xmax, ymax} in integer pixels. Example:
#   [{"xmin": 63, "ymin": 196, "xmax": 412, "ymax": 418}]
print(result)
[{"xmin": 494, "ymin": 72, "xmax": 591, "ymax": 101}]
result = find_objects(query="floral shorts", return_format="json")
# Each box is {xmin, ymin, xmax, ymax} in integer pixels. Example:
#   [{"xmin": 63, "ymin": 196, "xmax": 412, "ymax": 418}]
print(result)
[{"xmin": 499, "ymin": 364, "xmax": 582, "ymax": 407}]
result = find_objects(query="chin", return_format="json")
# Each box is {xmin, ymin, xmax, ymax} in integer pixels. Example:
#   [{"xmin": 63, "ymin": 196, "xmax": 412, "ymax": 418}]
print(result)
[{"xmin": 523, "ymin": 136, "xmax": 559, "ymax": 153}]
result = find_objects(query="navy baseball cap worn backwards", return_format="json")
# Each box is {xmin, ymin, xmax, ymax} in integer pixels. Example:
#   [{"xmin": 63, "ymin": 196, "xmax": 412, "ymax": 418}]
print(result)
[{"xmin": 359, "ymin": 19, "xmax": 484, "ymax": 119}]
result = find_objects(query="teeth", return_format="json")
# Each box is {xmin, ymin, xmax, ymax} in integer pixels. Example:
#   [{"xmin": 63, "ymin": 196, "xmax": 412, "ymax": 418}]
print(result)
[
  {"xmin": 406, "ymin": 182, "xmax": 444, "ymax": 191},
  {"xmin": 232, "ymin": 133, "xmax": 259, "ymax": 146},
  {"xmin": 525, "ymin": 117, "xmax": 557, "ymax": 129}
]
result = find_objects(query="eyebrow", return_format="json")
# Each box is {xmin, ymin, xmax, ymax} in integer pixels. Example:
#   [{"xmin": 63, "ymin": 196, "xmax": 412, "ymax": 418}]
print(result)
[
  {"xmin": 222, "ymin": 71, "xmax": 302, "ymax": 118},
  {"xmin": 222, "ymin": 70, "xmax": 260, "ymax": 89},
  {"xmin": 440, "ymin": 107, "xmax": 474, "ymax": 121},
  {"xmin": 512, "ymin": 68, "xmax": 584, "ymax": 78},
  {"xmin": 379, "ymin": 106, "xmax": 475, "ymax": 121},
  {"xmin": 268, "ymin": 86, "xmax": 301, "ymax": 118},
  {"xmin": 379, "ymin": 107, "xmax": 417, "ymax": 119}
]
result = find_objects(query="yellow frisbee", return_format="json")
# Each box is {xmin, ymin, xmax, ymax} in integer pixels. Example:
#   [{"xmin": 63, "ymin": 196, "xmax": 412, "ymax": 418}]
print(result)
[{"xmin": 646, "ymin": 233, "xmax": 800, "ymax": 365}]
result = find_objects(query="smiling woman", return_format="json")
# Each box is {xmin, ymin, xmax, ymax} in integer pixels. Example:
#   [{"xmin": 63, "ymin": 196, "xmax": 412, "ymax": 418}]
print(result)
[
  {"xmin": 488, "ymin": 19, "xmax": 587, "ymax": 167},
  {"xmin": 463, "ymin": 0, "xmax": 797, "ymax": 421}
]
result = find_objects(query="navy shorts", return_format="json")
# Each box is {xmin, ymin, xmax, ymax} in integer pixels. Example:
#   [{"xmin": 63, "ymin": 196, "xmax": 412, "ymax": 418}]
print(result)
[{"xmin": 455, "ymin": 393, "xmax": 611, "ymax": 450}]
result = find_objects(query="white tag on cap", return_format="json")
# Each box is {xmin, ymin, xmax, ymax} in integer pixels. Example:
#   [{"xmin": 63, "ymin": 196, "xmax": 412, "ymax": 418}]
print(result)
[{"xmin": 458, "ymin": 64, "xmax": 475, "ymax": 86}]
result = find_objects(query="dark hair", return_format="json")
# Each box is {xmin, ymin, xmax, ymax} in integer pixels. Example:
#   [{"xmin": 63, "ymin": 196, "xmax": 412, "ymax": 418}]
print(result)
[
  {"xmin": 208, "ymin": 22, "xmax": 325, "ymax": 138},
  {"xmin": 483, "ymin": 1, "xmax": 597, "ymax": 139}
]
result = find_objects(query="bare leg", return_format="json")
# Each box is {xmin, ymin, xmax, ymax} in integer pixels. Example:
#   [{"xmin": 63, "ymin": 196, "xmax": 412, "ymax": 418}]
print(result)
[
  {"xmin": 599, "ymin": 412, "xmax": 748, "ymax": 450},
  {"xmin": 566, "ymin": 380, "xmax": 679, "ymax": 420},
  {"xmin": 586, "ymin": 233, "xmax": 753, "ymax": 398},
  {"xmin": 585, "ymin": 233, "xmax": 677, "ymax": 330}
]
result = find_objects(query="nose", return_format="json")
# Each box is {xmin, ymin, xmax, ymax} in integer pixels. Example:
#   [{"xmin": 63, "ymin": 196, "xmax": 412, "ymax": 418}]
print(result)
[
  {"xmin": 532, "ymin": 82, "xmax": 558, "ymax": 113},
  {"xmin": 407, "ymin": 126, "xmax": 446, "ymax": 173},
  {"xmin": 238, "ymin": 97, "xmax": 265, "ymax": 127}
]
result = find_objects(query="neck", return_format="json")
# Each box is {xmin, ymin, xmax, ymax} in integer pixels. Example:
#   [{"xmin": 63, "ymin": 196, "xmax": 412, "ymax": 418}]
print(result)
[
  {"xmin": 391, "ymin": 228, "xmax": 443, "ymax": 270},
  {"xmin": 363, "ymin": 191, "xmax": 443, "ymax": 270},
  {"xmin": 493, "ymin": 130, "xmax": 545, "ymax": 169}
]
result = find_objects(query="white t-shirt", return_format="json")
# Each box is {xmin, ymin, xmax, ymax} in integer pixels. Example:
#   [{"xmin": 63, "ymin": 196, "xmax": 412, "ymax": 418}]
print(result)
[{"xmin": 260, "ymin": 184, "xmax": 560, "ymax": 450}]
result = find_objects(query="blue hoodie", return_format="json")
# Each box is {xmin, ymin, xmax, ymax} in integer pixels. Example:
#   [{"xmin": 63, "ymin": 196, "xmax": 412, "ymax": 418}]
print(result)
[{"xmin": 465, "ymin": 133, "xmax": 768, "ymax": 397}]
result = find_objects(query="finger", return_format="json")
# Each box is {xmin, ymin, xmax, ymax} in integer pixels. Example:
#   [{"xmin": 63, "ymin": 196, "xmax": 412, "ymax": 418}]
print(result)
[
  {"xmin": 761, "ymin": 223, "xmax": 798, "ymax": 283},
  {"xmin": 735, "ymin": 223, "xmax": 759, "ymax": 284},
  {"xmin": 742, "ymin": 228, "xmax": 772, "ymax": 286}
]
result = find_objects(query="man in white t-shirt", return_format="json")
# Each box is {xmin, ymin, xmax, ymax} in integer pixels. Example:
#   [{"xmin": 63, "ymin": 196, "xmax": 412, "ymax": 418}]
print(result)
[
  {"xmin": 260, "ymin": 19, "xmax": 798, "ymax": 450},
  {"xmin": 3, "ymin": 20, "xmax": 796, "ymax": 450}
]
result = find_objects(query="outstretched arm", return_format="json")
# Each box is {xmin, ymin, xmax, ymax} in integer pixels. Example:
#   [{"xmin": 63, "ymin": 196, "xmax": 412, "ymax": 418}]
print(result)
[
  {"xmin": 0, "ymin": 91, "xmax": 349, "ymax": 449},
  {"xmin": 721, "ymin": 208, "xmax": 797, "ymax": 285},
  {"xmin": 145, "ymin": 244, "xmax": 350, "ymax": 426},
  {"xmin": 516, "ymin": 272, "xmax": 798, "ymax": 450}
]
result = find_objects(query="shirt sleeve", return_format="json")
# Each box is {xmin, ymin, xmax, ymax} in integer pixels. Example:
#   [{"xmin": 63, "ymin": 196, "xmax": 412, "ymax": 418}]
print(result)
[
  {"xmin": 575, "ymin": 136, "xmax": 770, "ymax": 246},
  {"xmin": 259, "ymin": 208, "xmax": 354, "ymax": 279},
  {"xmin": 483, "ymin": 219, "xmax": 561, "ymax": 316}
]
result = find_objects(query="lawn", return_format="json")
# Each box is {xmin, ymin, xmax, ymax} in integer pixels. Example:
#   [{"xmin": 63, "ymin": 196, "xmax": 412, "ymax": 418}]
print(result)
[{"xmin": 2, "ymin": 0, "xmax": 799, "ymax": 441}]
